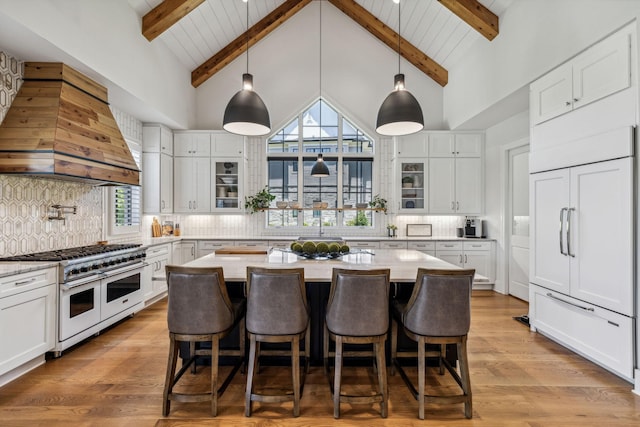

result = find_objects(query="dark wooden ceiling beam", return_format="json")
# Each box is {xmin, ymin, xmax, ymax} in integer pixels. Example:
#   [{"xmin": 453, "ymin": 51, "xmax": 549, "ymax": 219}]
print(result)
[
  {"xmin": 191, "ymin": 0, "xmax": 312, "ymax": 88},
  {"xmin": 437, "ymin": 0, "xmax": 499, "ymax": 41},
  {"xmin": 327, "ymin": 0, "xmax": 448, "ymax": 87},
  {"xmin": 142, "ymin": 0, "xmax": 206, "ymax": 42}
]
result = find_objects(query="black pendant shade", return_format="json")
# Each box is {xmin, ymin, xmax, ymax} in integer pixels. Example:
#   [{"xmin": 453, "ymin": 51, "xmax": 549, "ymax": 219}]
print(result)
[
  {"xmin": 223, "ymin": 73, "xmax": 271, "ymax": 136},
  {"xmin": 311, "ymin": 153, "xmax": 330, "ymax": 177},
  {"xmin": 376, "ymin": 74, "xmax": 424, "ymax": 136}
]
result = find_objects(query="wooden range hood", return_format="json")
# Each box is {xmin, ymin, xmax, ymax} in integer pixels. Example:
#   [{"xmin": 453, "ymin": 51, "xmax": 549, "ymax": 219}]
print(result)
[{"xmin": 0, "ymin": 62, "xmax": 140, "ymax": 186}]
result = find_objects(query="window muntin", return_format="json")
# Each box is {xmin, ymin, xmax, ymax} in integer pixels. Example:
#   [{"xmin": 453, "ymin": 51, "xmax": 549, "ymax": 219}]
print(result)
[
  {"xmin": 109, "ymin": 139, "xmax": 141, "ymax": 236},
  {"xmin": 266, "ymin": 99, "xmax": 374, "ymax": 229}
]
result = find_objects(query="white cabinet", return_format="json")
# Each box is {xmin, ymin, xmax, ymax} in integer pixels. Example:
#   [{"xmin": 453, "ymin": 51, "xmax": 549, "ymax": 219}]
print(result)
[
  {"xmin": 142, "ymin": 125, "xmax": 173, "ymax": 214},
  {"xmin": 172, "ymin": 241, "xmax": 196, "ymax": 265},
  {"xmin": 398, "ymin": 161, "xmax": 427, "ymax": 212},
  {"xmin": 347, "ymin": 241, "xmax": 380, "ymax": 249},
  {"xmin": 435, "ymin": 241, "xmax": 494, "ymax": 283},
  {"xmin": 530, "ymin": 30, "xmax": 631, "ymax": 125},
  {"xmin": 213, "ymin": 160, "xmax": 241, "ymax": 211},
  {"xmin": 530, "ymin": 158, "xmax": 633, "ymax": 316},
  {"xmin": 174, "ymin": 157, "xmax": 211, "ymax": 213},
  {"xmin": 380, "ymin": 241, "xmax": 407, "ymax": 249},
  {"xmin": 429, "ymin": 133, "xmax": 482, "ymax": 158},
  {"xmin": 429, "ymin": 157, "xmax": 482, "ymax": 215},
  {"xmin": 0, "ymin": 267, "xmax": 56, "ymax": 379},
  {"xmin": 408, "ymin": 241, "xmax": 436, "ymax": 256},
  {"xmin": 211, "ymin": 132, "xmax": 244, "ymax": 157},
  {"xmin": 173, "ymin": 132, "xmax": 211, "ymax": 157},
  {"xmin": 197, "ymin": 240, "xmax": 234, "ymax": 258},
  {"xmin": 396, "ymin": 133, "xmax": 428, "ymax": 157},
  {"xmin": 142, "ymin": 244, "xmax": 171, "ymax": 304}
]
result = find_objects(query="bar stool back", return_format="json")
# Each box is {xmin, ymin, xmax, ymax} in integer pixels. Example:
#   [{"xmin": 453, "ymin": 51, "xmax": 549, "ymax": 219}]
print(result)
[
  {"xmin": 324, "ymin": 268, "xmax": 390, "ymax": 418},
  {"xmin": 391, "ymin": 268, "xmax": 474, "ymax": 419},
  {"xmin": 163, "ymin": 266, "xmax": 245, "ymax": 417},
  {"xmin": 245, "ymin": 267, "xmax": 310, "ymax": 417}
]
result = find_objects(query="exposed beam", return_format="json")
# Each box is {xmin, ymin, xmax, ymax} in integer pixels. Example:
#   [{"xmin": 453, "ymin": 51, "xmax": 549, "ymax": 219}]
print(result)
[
  {"xmin": 191, "ymin": 0, "xmax": 312, "ymax": 88},
  {"xmin": 327, "ymin": 0, "xmax": 448, "ymax": 87},
  {"xmin": 142, "ymin": 0, "xmax": 205, "ymax": 42},
  {"xmin": 438, "ymin": 0, "xmax": 499, "ymax": 41}
]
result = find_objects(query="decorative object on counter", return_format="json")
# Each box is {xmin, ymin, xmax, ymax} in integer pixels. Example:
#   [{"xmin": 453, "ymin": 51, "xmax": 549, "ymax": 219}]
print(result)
[
  {"xmin": 457, "ymin": 227, "xmax": 464, "ymax": 238},
  {"xmin": 244, "ymin": 186, "xmax": 276, "ymax": 213},
  {"xmin": 222, "ymin": 0, "xmax": 270, "ymax": 136},
  {"xmin": 355, "ymin": 203, "xmax": 368, "ymax": 209},
  {"xmin": 387, "ymin": 224, "xmax": 398, "ymax": 237},
  {"xmin": 406, "ymin": 223, "xmax": 432, "ymax": 237},
  {"xmin": 152, "ymin": 217, "xmax": 162, "ymax": 237},
  {"xmin": 276, "ymin": 201, "xmax": 288, "ymax": 209},
  {"xmin": 402, "ymin": 175, "xmax": 414, "ymax": 188},
  {"xmin": 287, "ymin": 240, "xmax": 350, "ymax": 259},
  {"xmin": 162, "ymin": 221, "xmax": 174, "ymax": 236},
  {"xmin": 369, "ymin": 194, "xmax": 388, "ymax": 213},
  {"xmin": 289, "ymin": 201, "xmax": 301, "ymax": 209},
  {"xmin": 174, "ymin": 224, "xmax": 181, "ymax": 237},
  {"xmin": 375, "ymin": 0, "xmax": 423, "ymax": 136}
]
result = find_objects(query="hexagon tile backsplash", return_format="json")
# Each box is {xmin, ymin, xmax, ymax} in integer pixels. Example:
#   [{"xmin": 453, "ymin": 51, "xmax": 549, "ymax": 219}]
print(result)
[{"xmin": 0, "ymin": 175, "xmax": 103, "ymax": 256}]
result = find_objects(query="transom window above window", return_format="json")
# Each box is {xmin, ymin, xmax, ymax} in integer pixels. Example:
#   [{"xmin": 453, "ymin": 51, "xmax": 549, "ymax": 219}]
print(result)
[{"xmin": 266, "ymin": 99, "xmax": 375, "ymax": 229}]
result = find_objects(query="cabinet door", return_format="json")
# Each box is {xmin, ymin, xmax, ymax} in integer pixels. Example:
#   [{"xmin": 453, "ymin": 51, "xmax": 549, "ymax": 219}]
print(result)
[
  {"xmin": 572, "ymin": 30, "xmax": 630, "ymax": 111},
  {"xmin": 396, "ymin": 133, "xmax": 428, "ymax": 157},
  {"xmin": 212, "ymin": 132, "xmax": 244, "ymax": 157},
  {"xmin": 428, "ymin": 158, "xmax": 455, "ymax": 213},
  {"xmin": 174, "ymin": 157, "xmax": 210, "ymax": 213},
  {"xmin": 428, "ymin": 133, "xmax": 455, "ymax": 157},
  {"xmin": 435, "ymin": 250, "xmax": 463, "ymax": 267},
  {"xmin": 174, "ymin": 133, "xmax": 211, "ymax": 157},
  {"xmin": 213, "ymin": 160, "xmax": 241, "ymax": 211},
  {"xmin": 530, "ymin": 62, "xmax": 573, "ymax": 125},
  {"xmin": 193, "ymin": 157, "xmax": 211, "ymax": 212},
  {"xmin": 399, "ymin": 160, "xmax": 427, "ymax": 212},
  {"xmin": 464, "ymin": 251, "xmax": 491, "ymax": 280},
  {"xmin": 142, "ymin": 152, "xmax": 160, "ymax": 213},
  {"xmin": 160, "ymin": 153, "xmax": 173, "ymax": 213},
  {"xmin": 569, "ymin": 158, "xmax": 633, "ymax": 315},
  {"xmin": 454, "ymin": 134, "xmax": 482, "ymax": 157},
  {"xmin": 455, "ymin": 157, "xmax": 482, "ymax": 214},
  {"xmin": 529, "ymin": 168, "xmax": 571, "ymax": 294}
]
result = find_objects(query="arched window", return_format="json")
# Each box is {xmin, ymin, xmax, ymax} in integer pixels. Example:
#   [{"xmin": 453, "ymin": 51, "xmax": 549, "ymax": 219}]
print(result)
[{"xmin": 267, "ymin": 99, "xmax": 375, "ymax": 228}]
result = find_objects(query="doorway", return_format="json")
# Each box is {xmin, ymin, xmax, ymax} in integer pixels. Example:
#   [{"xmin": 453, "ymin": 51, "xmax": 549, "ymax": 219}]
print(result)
[{"xmin": 507, "ymin": 144, "xmax": 530, "ymax": 301}]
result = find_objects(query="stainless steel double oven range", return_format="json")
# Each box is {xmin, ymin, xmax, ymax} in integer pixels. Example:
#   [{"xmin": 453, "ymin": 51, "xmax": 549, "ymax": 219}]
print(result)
[{"xmin": 1, "ymin": 244, "xmax": 147, "ymax": 356}]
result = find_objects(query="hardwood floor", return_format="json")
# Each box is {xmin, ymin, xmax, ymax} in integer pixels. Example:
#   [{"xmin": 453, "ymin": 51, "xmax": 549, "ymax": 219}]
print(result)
[{"xmin": 1, "ymin": 291, "xmax": 638, "ymax": 426}]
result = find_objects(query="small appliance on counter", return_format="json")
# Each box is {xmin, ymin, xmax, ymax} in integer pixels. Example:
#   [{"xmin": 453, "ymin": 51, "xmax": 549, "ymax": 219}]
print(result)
[{"xmin": 464, "ymin": 217, "xmax": 485, "ymax": 238}]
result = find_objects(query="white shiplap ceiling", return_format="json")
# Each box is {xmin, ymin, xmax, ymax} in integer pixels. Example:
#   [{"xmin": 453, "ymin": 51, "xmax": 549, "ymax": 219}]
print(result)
[{"xmin": 128, "ymin": 0, "xmax": 513, "ymax": 83}]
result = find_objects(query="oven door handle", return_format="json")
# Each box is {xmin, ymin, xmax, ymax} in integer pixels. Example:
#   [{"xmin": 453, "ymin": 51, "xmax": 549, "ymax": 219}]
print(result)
[{"xmin": 96, "ymin": 263, "xmax": 145, "ymax": 277}]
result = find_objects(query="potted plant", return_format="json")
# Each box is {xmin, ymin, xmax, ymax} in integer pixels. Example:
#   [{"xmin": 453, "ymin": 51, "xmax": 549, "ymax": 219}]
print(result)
[
  {"xmin": 402, "ymin": 176, "xmax": 414, "ymax": 188},
  {"xmin": 387, "ymin": 224, "xmax": 398, "ymax": 237},
  {"xmin": 369, "ymin": 194, "xmax": 388, "ymax": 214},
  {"xmin": 228, "ymin": 186, "xmax": 238, "ymax": 197},
  {"xmin": 244, "ymin": 186, "xmax": 275, "ymax": 213}
]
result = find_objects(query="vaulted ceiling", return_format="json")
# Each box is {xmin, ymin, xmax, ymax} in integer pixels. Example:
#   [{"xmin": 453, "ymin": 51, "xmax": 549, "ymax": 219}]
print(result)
[{"xmin": 130, "ymin": 0, "xmax": 511, "ymax": 89}]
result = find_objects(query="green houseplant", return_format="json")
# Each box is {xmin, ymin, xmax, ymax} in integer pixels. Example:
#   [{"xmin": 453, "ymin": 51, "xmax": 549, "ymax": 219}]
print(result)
[
  {"xmin": 244, "ymin": 186, "xmax": 275, "ymax": 213},
  {"xmin": 369, "ymin": 194, "xmax": 388, "ymax": 214},
  {"xmin": 402, "ymin": 176, "xmax": 414, "ymax": 188}
]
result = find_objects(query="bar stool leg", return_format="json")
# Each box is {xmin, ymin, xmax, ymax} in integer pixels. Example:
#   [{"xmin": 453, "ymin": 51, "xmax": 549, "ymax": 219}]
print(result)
[
  {"xmin": 458, "ymin": 337, "xmax": 473, "ymax": 419},
  {"xmin": 211, "ymin": 336, "xmax": 220, "ymax": 416},
  {"xmin": 418, "ymin": 337, "xmax": 426, "ymax": 420},
  {"xmin": 390, "ymin": 319, "xmax": 398, "ymax": 375},
  {"xmin": 375, "ymin": 340, "xmax": 388, "ymax": 418},
  {"xmin": 292, "ymin": 335, "xmax": 301, "ymax": 417},
  {"xmin": 333, "ymin": 335, "xmax": 343, "ymax": 419},
  {"xmin": 162, "ymin": 335, "xmax": 178, "ymax": 416},
  {"xmin": 189, "ymin": 342, "xmax": 196, "ymax": 374},
  {"xmin": 245, "ymin": 334, "xmax": 257, "ymax": 417}
]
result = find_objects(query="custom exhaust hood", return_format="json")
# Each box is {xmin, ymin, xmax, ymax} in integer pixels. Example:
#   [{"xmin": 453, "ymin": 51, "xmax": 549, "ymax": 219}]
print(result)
[{"xmin": 0, "ymin": 62, "xmax": 140, "ymax": 186}]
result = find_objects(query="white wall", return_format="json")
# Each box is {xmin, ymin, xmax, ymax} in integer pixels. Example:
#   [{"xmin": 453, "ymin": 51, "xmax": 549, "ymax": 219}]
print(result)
[
  {"xmin": 0, "ymin": 0, "xmax": 195, "ymax": 128},
  {"xmin": 445, "ymin": 0, "xmax": 640, "ymax": 130},
  {"xmin": 196, "ymin": 2, "xmax": 444, "ymax": 134}
]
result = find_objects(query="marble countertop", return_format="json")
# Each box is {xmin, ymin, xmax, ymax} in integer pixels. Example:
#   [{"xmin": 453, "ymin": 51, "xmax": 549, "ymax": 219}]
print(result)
[
  {"xmin": 185, "ymin": 248, "xmax": 488, "ymax": 283},
  {"xmin": 0, "ymin": 262, "xmax": 58, "ymax": 278}
]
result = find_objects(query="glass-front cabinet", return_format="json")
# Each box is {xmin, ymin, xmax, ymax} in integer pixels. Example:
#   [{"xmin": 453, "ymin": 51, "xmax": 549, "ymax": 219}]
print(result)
[
  {"xmin": 213, "ymin": 160, "xmax": 241, "ymax": 211},
  {"xmin": 398, "ymin": 161, "xmax": 427, "ymax": 212}
]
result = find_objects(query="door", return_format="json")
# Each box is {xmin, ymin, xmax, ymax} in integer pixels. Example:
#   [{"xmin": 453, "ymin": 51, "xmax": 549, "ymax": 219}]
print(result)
[
  {"xmin": 570, "ymin": 158, "xmax": 633, "ymax": 315},
  {"xmin": 529, "ymin": 168, "xmax": 571, "ymax": 294},
  {"xmin": 508, "ymin": 146, "xmax": 530, "ymax": 300}
]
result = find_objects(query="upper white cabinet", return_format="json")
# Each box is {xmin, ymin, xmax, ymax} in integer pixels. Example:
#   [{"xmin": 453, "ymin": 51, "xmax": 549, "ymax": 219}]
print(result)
[
  {"xmin": 398, "ymin": 160, "xmax": 427, "ymax": 212},
  {"xmin": 429, "ymin": 133, "xmax": 482, "ymax": 158},
  {"xmin": 143, "ymin": 125, "xmax": 173, "ymax": 214},
  {"xmin": 429, "ymin": 157, "xmax": 482, "ymax": 215},
  {"xmin": 211, "ymin": 132, "xmax": 244, "ymax": 157},
  {"xmin": 173, "ymin": 132, "xmax": 211, "ymax": 157},
  {"xmin": 530, "ymin": 30, "xmax": 631, "ymax": 125},
  {"xmin": 174, "ymin": 157, "xmax": 211, "ymax": 213},
  {"xmin": 396, "ymin": 133, "xmax": 428, "ymax": 157}
]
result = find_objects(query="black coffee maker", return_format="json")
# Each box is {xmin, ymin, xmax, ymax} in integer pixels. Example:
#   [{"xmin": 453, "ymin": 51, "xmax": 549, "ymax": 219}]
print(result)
[{"xmin": 464, "ymin": 217, "xmax": 484, "ymax": 238}]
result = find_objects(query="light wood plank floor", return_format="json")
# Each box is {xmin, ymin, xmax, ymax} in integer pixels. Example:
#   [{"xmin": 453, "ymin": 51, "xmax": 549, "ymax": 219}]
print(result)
[{"xmin": 1, "ymin": 291, "xmax": 638, "ymax": 426}]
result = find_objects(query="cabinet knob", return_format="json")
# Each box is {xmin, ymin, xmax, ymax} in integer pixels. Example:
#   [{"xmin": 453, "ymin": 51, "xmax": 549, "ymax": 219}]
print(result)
[
  {"xmin": 565, "ymin": 101, "xmax": 571, "ymax": 106},
  {"xmin": 573, "ymin": 98, "xmax": 579, "ymax": 102}
]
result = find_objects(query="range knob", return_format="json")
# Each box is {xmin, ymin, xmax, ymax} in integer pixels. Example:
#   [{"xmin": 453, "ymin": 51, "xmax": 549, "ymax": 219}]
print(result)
[
  {"xmin": 70, "ymin": 268, "xmax": 80, "ymax": 275},
  {"xmin": 80, "ymin": 266, "xmax": 89, "ymax": 273}
]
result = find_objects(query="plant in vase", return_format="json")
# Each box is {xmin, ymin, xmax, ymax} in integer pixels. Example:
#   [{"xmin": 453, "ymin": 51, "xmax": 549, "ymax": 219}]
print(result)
[
  {"xmin": 369, "ymin": 194, "xmax": 388, "ymax": 214},
  {"xmin": 387, "ymin": 224, "xmax": 398, "ymax": 237},
  {"xmin": 402, "ymin": 176, "xmax": 414, "ymax": 188},
  {"xmin": 244, "ymin": 186, "xmax": 275, "ymax": 213}
]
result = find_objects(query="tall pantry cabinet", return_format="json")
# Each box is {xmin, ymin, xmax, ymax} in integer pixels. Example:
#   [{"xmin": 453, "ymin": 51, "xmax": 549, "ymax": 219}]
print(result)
[{"xmin": 528, "ymin": 23, "xmax": 637, "ymax": 383}]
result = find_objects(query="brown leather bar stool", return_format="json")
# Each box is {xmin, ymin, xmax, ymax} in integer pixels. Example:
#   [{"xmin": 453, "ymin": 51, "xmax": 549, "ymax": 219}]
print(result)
[
  {"xmin": 245, "ymin": 267, "xmax": 310, "ymax": 417},
  {"xmin": 391, "ymin": 268, "xmax": 475, "ymax": 419},
  {"xmin": 163, "ymin": 266, "xmax": 246, "ymax": 417},
  {"xmin": 324, "ymin": 268, "xmax": 391, "ymax": 418}
]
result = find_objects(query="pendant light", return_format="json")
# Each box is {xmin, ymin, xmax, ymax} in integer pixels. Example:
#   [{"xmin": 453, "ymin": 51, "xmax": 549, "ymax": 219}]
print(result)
[
  {"xmin": 375, "ymin": 0, "xmax": 424, "ymax": 136},
  {"xmin": 311, "ymin": 0, "xmax": 330, "ymax": 177},
  {"xmin": 223, "ymin": 0, "xmax": 271, "ymax": 136}
]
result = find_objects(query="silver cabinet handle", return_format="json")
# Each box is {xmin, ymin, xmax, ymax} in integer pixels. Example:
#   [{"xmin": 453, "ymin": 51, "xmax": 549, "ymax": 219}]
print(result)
[
  {"xmin": 459, "ymin": 254, "xmax": 463, "ymax": 264},
  {"xmin": 456, "ymin": 201, "xmax": 459, "ymax": 211},
  {"xmin": 15, "ymin": 277, "xmax": 37, "ymax": 286},
  {"xmin": 194, "ymin": 201, "xmax": 197, "ymax": 210},
  {"xmin": 162, "ymin": 200, "xmax": 165, "ymax": 209},
  {"xmin": 191, "ymin": 246, "xmax": 195, "ymax": 256},
  {"xmin": 573, "ymin": 98, "xmax": 579, "ymax": 102},
  {"xmin": 567, "ymin": 207, "xmax": 575, "ymax": 257},
  {"xmin": 188, "ymin": 201, "xmax": 192, "ymax": 209},
  {"xmin": 451, "ymin": 201, "xmax": 455, "ymax": 210},
  {"xmin": 546, "ymin": 292, "xmax": 593, "ymax": 312},
  {"xmin": 559, "ymin": 208, "xmax": 568, "ymax": 256},
  {"xmin": 464, "ymin": 254, "xmax": 467, "ymax": 263},
  {"xmin": 565, "ymin": 101, "xmax": 571, "ymax": 106}
]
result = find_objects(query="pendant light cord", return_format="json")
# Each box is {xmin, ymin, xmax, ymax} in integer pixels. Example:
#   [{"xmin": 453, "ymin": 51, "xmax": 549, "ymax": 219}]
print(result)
[
  {"xmin": 319, "ymin": 0, "xmax": 322, "ymax": 152},
  {"xmin": 397, "ymin": 0, "xmax": 401, "ymax": 74},
  {"xmin": 246, "ymin": 0, "xmax": 249, "ymax": 74}
]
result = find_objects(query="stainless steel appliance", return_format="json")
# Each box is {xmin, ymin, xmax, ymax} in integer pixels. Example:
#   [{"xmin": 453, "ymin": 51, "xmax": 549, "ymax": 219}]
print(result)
[
  {"xmin": 464, "ymin": 217, "xmax": 485, "ymax": 238},
  {"xmin": 0, "ymin": 244, "xmax": 146, "ymax": 356}
]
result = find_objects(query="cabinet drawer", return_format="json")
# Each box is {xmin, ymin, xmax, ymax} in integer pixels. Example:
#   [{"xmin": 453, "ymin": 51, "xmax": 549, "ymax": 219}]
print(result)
[
  {"xmin": 529, "ymin": 284, "xmax": 633, "ymax": 380},
  {"xmin": 408, "ymin": 241, "xmax": 436, "ymax": 251},
  {"xmin": 146, "ymin": 243, "xmax": 170, "ymax": 258},
  {"xmin": 463, "ymin": 241, "xmax": 491, "ymax": 251},
  {"xmin": 347, "ymin": 241, "xmax": 380, "ymax": 249},
  {"xmin": 198, "ymin": 241, "xmax": 234, "ymax": 251},
  {"xmin": 235, "ymin": 240, "xmax": 264, "ymax": 247},
  {"xmin": 380, "ymin": 241, "xmax": 407, "ymax": 249},
  {"xmin": 435, "ymin": 241, "xmax": 462, "ymax": 251},
  {"xmin": 269, "ymin": 241, "xmax": 291, "ymax": 249},
  {"xmin": 0, "ymin": 267, "xmax": 57, "ymax": 298}
]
